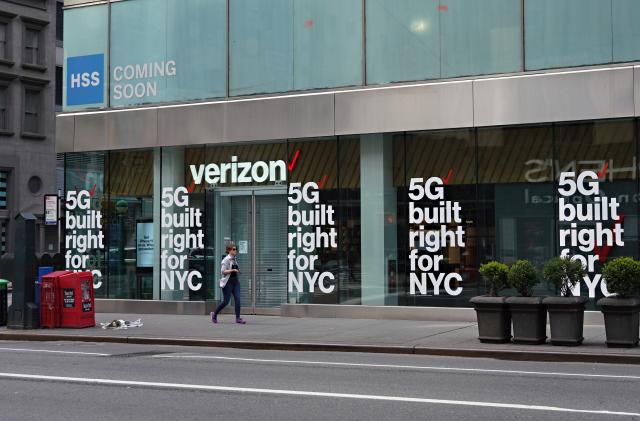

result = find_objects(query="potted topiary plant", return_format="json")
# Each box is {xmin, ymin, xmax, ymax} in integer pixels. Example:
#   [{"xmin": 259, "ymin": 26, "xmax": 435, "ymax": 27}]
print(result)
[
  {"xmin": 506, "ymin": 260, "xmax": 546, "ymax": 344},
  {"xmin": 598, "ymin": 257, "xmax": 640, "ymax": 347},
  {"xmin": 470, "ymin": 261, "xmax": 510, "ymax": 343},
  {"xmin": 541, "ymin": 256, "xmax": 587, "ymax": 346}
]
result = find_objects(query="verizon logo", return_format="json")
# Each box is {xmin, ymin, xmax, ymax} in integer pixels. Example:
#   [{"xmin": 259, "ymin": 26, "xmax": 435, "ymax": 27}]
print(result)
[{"xmin": 189, "ymin": 156, "xmax": 287, "ymax": 185}]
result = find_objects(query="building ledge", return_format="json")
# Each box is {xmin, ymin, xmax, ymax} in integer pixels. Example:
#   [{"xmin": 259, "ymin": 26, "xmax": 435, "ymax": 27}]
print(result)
[
  {"xmin": 21, "ymin": 63, "xmax": 46, "ymax": 73},
  {"xmin": 21, "ymin": 131, "xmax": 45, "ymax": 140}
]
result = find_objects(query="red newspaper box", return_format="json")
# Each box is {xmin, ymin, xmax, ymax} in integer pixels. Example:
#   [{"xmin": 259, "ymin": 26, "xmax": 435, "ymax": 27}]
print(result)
[
  {"xmin": 59, "ymin": 271, "xmax": 95, "ymax": 328},
  {"xmin": 40, "ymin": 270, "xmax": 73, "ymax": 328}
]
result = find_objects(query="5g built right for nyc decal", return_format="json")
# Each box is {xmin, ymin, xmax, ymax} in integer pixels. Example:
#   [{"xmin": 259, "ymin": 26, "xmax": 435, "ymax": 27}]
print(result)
[
  {"xmin": 408, "ymin": 175, "xmax": 465, "ymax": 297},
  {"xmin": 558, "ymin": 170, "xmax": 622, "ymax": 298}
]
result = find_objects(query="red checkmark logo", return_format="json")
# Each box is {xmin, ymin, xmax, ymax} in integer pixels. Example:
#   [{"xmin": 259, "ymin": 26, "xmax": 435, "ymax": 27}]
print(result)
[
  {"xmin": 317, "ymin": 175, "xmax": 327, "ymax": 189},
  {"xmin": 597, "ymin": 161, "xmax": 609, "ymax": 180},
  {"xmin": 187, "ymin": 180, "xmax": 196, "ymax": 193},
  {"xmin": 443, "ymin": 169, "xmax": 454, "ymax": 185},
  {"xmin": 89, "ymin": 184, "xmax": 97, "ymax": 197},
  {"xmin": 287, "ymin": 150, "xmax": 300, "ymax": 172},
  {"xmin": 594, "ymin": 213, "xmax": 625, "ymax": 263}
]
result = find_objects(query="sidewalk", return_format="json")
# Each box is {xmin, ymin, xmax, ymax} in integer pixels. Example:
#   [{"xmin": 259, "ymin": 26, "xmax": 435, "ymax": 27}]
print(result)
[{"xmin": 1, "ymin": 313, "xmax": 640, "ymax": 364}]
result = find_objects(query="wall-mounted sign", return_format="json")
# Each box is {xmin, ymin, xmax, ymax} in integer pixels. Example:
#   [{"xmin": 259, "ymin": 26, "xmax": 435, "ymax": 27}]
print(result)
[
  {"xmin": 136, "ymin": 222, "xmax": 154, "ymax": 268},
  {"xmin": 44, "ymin": 194, "xmax": 58, "ymax": 226},
  {"xmin": 66, "ymin": 53, "xmax": 104, "ymax": 106}
]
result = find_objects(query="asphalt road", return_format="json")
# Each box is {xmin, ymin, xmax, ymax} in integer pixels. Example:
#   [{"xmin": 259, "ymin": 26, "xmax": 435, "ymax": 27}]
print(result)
[{"xmin": 0, "ymin": 341, "xmax": 639, "ymax": 421}]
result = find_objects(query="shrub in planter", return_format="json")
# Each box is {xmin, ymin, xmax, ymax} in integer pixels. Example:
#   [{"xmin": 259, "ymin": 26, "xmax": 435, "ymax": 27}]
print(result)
[
  {"xmin": 506, "ymin": 260, "xmax": 546, "ymax": 344},
  {"xmin": 598, "ymin": 257, "xmax": 640, "ymax": 348},
  {"xmin": 541, "ymin": 257, "xmax": 587, "ymax": 346},
  {"xmin": 470, "ymin": 262, "xmax": 510, "ymax": 343}
]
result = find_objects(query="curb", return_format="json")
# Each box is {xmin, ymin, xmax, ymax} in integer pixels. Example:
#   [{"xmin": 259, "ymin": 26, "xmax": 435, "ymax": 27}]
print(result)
[{"xmin": 1, "ymin": 332, "xmax": 639, "ymax": 364}]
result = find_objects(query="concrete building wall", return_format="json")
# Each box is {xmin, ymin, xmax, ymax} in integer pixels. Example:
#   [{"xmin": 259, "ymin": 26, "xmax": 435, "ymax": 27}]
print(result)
[{"xmin": 0, "ymin": 0, "xmax": 58, "ymax": 256}]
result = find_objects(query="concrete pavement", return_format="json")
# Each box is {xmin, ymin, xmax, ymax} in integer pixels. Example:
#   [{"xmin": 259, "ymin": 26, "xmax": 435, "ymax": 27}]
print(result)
[{"xmin": 1, "ymin": 313, "xmax": 639, "ymax": 364}]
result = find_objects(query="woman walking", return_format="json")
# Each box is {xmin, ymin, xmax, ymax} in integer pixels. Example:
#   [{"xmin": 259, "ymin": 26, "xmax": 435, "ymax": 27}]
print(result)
[{"xmin": 211, "ymin": 242, "xmax": 246, "ymax": 324}]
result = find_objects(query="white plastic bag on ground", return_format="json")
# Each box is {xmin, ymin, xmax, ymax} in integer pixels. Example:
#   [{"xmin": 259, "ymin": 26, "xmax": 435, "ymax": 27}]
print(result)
[{"xmin": 100, "ymin": 318, "xmax": 143, "ymax": 330}]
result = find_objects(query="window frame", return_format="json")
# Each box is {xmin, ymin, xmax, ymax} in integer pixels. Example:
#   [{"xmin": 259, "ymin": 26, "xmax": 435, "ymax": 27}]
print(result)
[
  {"xmin": 21, "ymin": 17, "xmax": 47, "ymax": 71},
  {"xmin": 0, "ymin": 12, "xmax": 15, "ymax": 66},
  {"xmin": 0, "ymin": 76, "xmax": 14, "ymax": 135},
  {"xmin": 21, "ymin": 83, "xmax": 45, "ymax": 139}
]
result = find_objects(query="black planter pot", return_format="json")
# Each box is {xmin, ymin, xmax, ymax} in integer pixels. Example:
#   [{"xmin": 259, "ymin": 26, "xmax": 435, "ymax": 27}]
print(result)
[
  {"xmin": 469, "ymin": 296, "xmax": 511, "ymax": 343},
  {"xmin": 505, "ymin": 297, "xmax": 547, "ymax": 344},
  {"xmin": 597, "ymin": 297, "xmax": 640, "ymax": 348},
  {"xmin": 542, "ymin": 296, "xmax": 588, "ymax": 346}
]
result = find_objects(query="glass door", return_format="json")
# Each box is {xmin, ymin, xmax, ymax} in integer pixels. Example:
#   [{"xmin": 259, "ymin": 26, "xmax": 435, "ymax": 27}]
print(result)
[
  {"xmin": 214, "ymin": 190, "xmax": 253, "ymax": 312},
  {"xmin": 255, "ymin": 190, "xmax": 287, "ymax": 308},
  {"xmin": 213, "ymin": 187, "xmax": 287, "ymax": 312}
]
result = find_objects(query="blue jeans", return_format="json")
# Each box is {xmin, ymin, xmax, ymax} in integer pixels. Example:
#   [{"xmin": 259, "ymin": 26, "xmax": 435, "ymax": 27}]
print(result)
[{"xmin": 213, "ymin": 278, "xmax": 241, "ymax": 319}]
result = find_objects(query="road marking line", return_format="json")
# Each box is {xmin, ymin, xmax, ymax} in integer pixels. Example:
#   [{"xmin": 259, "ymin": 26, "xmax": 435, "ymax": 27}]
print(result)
[
  {"xmin": 0, "ymin": 372, "xmax": 637, "ymax": 417},
  {"xmin": 0, "ymin": 347, "xmax": 109, "ymax": 356},
  {"xmin": 152, "ymin": 354, "xmax": 640, "ymax": 381}
]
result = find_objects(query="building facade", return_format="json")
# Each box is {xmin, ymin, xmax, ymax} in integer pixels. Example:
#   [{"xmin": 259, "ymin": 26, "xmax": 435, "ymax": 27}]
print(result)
[
  {"xmin": 58, "ymin": 0, "xmax": 640, "ymax": 314},
  {"xmin": 0, "ymin": 0, "xmax": 58, "ymax": 259}
]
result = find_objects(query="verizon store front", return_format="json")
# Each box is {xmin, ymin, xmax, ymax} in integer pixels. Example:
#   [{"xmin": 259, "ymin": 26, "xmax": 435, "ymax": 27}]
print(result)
[
  {"xmin": 58, "ymin": 0, "xmax": 640, "ymax": 316},
  {"xmin": 58, "ymin": 113, "xmax": 640, "ymax": 315}
]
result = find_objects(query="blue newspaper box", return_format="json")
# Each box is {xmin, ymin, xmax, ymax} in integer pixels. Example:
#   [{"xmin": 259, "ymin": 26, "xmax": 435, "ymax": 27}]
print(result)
[{"xmin": 36, "ymin": 266, "xmax": 53, "ymax": 309}]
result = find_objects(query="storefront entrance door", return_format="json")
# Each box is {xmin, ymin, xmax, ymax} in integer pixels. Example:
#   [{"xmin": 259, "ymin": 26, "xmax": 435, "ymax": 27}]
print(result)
[{"xmin": 213, "ymin": 187, "xmax": 287, "ymax": 312}]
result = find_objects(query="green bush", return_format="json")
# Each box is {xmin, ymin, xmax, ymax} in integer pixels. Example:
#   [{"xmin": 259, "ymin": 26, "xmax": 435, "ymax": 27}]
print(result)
[
  {"xmin": 602, "ymin": 257, "xmax": 640, "ymax": 298},
  {"xmin": 508, "ymin": 260, "xmax": 538, "ymax": 297},
  {"xmin": 543, "ymin": 256, "xmax": 586, "ymax": 297},
  {"xmin": 479, "ymin": 261, "xmax": 509, "ymax": 296}
]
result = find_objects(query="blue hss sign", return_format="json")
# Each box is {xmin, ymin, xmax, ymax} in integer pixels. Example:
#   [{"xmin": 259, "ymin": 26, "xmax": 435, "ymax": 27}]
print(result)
[{"xmin": 66, "ymin": 53, "xmax": 104, "ymax": 106}]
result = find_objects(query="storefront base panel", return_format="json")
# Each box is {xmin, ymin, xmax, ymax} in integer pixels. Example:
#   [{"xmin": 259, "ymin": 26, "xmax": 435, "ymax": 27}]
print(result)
[
  {"xmin": 95, "ymin": 299, "xmax": 282, "ymax": 316},
  {"xmin": 283, "ymin": 304, "xmax": 604, "ymax": 325},
  {"xmin": 93, "ymin": 300, "xmax": 606, "ymax": 325}
]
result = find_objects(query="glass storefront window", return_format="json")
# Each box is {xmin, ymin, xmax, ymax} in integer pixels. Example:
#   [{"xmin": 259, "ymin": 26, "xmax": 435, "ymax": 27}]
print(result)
[
  {"xmin": 477, "ymin": 125, "xmax": 555, "ymax": 297},
  {"xmin": 366, "ymin": 0, "xmax": 520, "ymax": 84},
  {"xmin": 110, "ymin": 0, "xmax": 226, "ymax": 107},
  {"xmin": 440, "ymin": 0, "xmax": 521, "ymax": 78},
  {"xmin": 106, "ymin": 150, "xmax": 154, "ymax": 299},
  {"xmin": 612, "ymin": 0, "xmax": 640, "ymax": 62},
  {"xmin": 64, "ymin": 152, "xmax": 106, "ymax": 297},
  {"xmin": 396, "ymin": 130, "xmax": 478, "ymax": 307},
  {"xmin": 554, "ymin": 120, "xmax": 638, "ymax": 304},
  {"xmin": 525, "ymin": 0, "xmax": 612, "ymax": 70},
  {"xmin": 63, "ymin": 5, "xmax": 108, "ymax": 110},
  {"xmin": 62, "ymin": 118, "xmax": 640, "ymax": 309},
  {"xmin": 230, "ymin": 0, "xmax": 362, "ymax": 96}
]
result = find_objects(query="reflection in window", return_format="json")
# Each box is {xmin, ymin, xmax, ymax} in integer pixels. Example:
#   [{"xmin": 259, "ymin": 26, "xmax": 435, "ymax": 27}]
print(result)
[{"xmin": 477, "ymin": 125, "xmax": 555, "ymax": 295}]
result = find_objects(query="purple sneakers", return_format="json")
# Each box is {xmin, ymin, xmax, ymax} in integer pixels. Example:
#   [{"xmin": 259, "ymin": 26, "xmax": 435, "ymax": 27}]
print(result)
[
  {"xmin": 210, "ymin": 312, "xmax": 218, "ymax": 324},
  {"xmin": 235, "ymin": 318, "xmax": 246, "ymax": 324}
]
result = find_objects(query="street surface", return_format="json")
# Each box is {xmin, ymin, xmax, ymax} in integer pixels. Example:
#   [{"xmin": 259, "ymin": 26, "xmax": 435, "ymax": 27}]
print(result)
[{"xmin": 0, "ymin": 341, "xmax": 639, "ymax": 420}]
